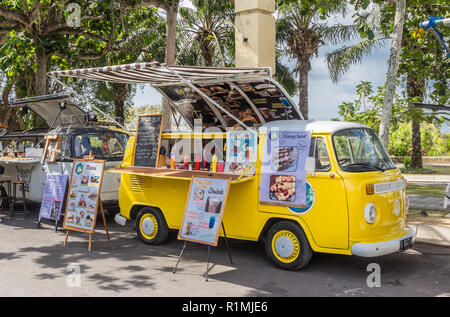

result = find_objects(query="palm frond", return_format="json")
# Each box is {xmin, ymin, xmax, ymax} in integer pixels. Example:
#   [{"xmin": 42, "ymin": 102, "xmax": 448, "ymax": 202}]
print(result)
[
  {"xmin": 325, "ymin": 38, "xmax": 388, "ymax": 83},
  {"xmin": 275, "ymin": 59, "xmax": 298, "ymax": 97},
  {"xmin": 315, "ymin": 23, "xmax": 361, "ymax": 45}
]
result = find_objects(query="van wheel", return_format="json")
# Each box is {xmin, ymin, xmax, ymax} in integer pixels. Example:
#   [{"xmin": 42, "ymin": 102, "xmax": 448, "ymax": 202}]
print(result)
[
  {"xmin": 265, "ymin": 221, "xmax": 312, "ymax": 270},
  {"xmin": 136, "ymin": 208, "xmax": 169, "ymax": 245}
]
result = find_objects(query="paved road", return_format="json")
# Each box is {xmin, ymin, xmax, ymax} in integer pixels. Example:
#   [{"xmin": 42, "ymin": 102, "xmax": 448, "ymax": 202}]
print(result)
[
  {"xmin": 0, "ymin": 210, "xmax": 449, "ymax": 297},
  {"xmin": 409, "ymin": 194, "xmax": 447, "ymax": 211}
]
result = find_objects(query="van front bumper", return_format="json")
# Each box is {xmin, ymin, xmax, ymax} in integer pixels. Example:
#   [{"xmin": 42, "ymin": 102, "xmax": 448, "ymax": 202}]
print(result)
[{"xmin": 351, "ymin": 226, "xmax": 416, "ymax": 257}]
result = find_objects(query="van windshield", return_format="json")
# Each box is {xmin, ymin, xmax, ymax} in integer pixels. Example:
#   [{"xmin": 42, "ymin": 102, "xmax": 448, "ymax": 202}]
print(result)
[
  {"xmin": 73, "ymin": 132, "xmax": 128, "ymax": 161},
  {"xmin": 333, "ymin": 128, "xmax": 395, "ymax": 172}
]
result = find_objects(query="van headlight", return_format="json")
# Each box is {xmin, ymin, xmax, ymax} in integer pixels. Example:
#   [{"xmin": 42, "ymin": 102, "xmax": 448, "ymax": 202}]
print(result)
[{"xmin": 364, "ymin": 203, "xmax": 377, "ymax": 224}]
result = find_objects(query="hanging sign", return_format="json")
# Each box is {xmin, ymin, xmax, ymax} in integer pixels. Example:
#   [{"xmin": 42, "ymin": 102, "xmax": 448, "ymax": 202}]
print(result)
[
  {"xmin": 133, "ymin": 114, "xmax": 164, "ymax": 167},
  {"xmin": 38, "ymin": 174, "xmax": 69, "ymax": 222},
  {"xmin": 178, "ymin": 176, "xmax": 231, "ymax": 246},
  {"xmin": 259, "ymin": 129, "xmax": 311, "ymax": 207}
]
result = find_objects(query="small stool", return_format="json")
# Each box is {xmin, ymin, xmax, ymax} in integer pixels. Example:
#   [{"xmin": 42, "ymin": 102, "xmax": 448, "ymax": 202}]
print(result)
[
  {"xmin": 0, "ymin": 179, "xmax": 12, "ymax": 209},
  {"xmin": 9, "ymin": 181, "xmax": 28, "ymax": 217}
]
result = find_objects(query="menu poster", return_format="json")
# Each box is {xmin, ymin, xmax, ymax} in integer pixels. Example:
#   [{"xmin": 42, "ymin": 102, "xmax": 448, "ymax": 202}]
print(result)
[
  {"xmin": 39, "ymin": 174, "xmax": 69, "ymax": 222},
  {"xmin": 237, "ymin": 81, "xmax": 301, "ymax": 121},
  {"xmin": 260, "ymin": 130, "xmax": 311, "ymax": 207},
  {"xmin": 178, "ymin": 177, "xmax": 231, "ymax": 246},
  {"xmin": 133, "ymin": 114, "xmax": 164, "ymax": 167},
  {"xmin": 224, "ymin": 131, "xmax": 257, "ymax": 175},
  {"xmin": 63, "ymin": 159, "xmax": 105, "ymax": 233}
]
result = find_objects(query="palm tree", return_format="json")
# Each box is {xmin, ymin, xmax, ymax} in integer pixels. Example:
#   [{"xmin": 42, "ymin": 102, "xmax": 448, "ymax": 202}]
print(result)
[
  {"xmin": 276, "ymin": 1, "xmax": 352, "ymax": 119},
  {"xmin": 324, "ymin": 1, "xmax": 406, "ymax": 149},
  {"xmin": 176, "ymin": 0, "xmax": 234, "ymax": 67}
]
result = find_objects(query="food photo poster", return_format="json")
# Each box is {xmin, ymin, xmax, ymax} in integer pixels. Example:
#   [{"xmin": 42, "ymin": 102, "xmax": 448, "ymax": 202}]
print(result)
[{"xmin": 260, "ymin": 130, "xmax": 311, "ymax": 207}]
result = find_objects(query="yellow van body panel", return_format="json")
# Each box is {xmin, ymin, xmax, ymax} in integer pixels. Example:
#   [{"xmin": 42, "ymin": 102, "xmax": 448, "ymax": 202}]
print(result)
[{"xmin": 117, "ymin": 131, "xmax": 407, "ymax": 256}]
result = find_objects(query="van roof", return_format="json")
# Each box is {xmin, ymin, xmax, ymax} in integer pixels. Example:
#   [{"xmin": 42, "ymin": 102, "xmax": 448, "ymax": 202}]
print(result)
[{"xmin": 260, "ymin": 120, "xmax": 369, "ymax": 133}]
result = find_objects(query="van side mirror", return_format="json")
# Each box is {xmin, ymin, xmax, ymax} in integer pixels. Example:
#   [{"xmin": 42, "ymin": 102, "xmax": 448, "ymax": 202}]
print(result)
[{"xmin": 305, "ymin": 157, "xmax": 315, "ymax": 177}]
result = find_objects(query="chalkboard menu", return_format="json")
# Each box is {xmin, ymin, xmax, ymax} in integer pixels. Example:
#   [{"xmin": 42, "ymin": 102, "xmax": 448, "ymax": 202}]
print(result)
[{"xmin": 133, "ymin": 114, "xmax": 164, "ymax": 167}]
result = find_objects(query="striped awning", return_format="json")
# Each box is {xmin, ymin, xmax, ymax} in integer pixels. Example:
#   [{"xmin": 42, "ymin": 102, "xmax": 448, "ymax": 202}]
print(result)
[{"xmin": 48, "ymin": 62, "xmax": 272, "ymax": 85}]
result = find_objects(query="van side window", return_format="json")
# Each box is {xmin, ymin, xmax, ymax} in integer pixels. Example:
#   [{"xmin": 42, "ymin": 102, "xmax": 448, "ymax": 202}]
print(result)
[{"xmin": 310, "ymin": 138, "xmax": 330, "ymax": 172}]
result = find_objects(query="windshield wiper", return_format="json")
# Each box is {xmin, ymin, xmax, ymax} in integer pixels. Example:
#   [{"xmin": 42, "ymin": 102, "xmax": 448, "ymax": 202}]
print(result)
[{"xmin": 345, "ymin": 163, "xmax": 385, "ymax": 172}]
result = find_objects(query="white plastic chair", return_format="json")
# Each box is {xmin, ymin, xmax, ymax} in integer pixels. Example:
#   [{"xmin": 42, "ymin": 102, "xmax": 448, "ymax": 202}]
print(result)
[{"xmin": 444, "ymin": 183, "xmax": 450, "ymax": 209}]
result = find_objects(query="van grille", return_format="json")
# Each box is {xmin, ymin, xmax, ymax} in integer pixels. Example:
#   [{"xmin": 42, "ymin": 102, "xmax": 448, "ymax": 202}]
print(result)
[{"xmin": 129, "ymin": 175, "xmax": 151, "ymax": 193}]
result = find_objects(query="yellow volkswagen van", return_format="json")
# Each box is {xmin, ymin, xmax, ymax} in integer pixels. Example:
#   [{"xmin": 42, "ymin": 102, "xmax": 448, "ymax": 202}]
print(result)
[
  {"xmin": 48, "ymin": 62, "xmax": 414, "ymax": 270},
  {"xmin": 114, "ymin": 120, "xmax": 414, "ymax": 270}
]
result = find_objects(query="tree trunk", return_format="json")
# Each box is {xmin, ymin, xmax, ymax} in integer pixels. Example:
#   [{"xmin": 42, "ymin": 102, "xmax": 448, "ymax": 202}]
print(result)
[
  {"xmin": 406, "ymin": 72, "xmax": 425, "ymax": 169},
  {"xmin": 0, "ymin": 70, "xmax": 27, "ymax": 130},
  {"xmin": 410, "ymin": 120, "xmax": 422, "ymax": 168},
  {"xmin": 298, "ymin": 61, "xmax": 309, "ymax": 120},
  {"xmin": 200, "ymin": 35, "xmax": 213, "ymax": 66},
  {"xmin": 112, "ymin": 83, "xmax": 129, "ymax": 125},
  {"xmin": 160, "ymin": 2, "xmax": 179, "ymax": 161},
  {"xmin": 0, "ymin": 79, "xmax": 22, "ymax": 130},
  {"xmin": 35, "ymin": 48, "xmax": 48, "ymax": 96},
  {"xmin": 378, "ymin": 0, "xmax": 406, "ymax": 149},
  {"xmin": 161, "ymin": 3, "xmax": 179, "ymax": 132},
  {"xmin": 200, "ymin": 43, "xmax": 213, "ymax": 67},
  {"xmin": 165, "ymin": 4, "xmax": 178, "ymax": 66}
]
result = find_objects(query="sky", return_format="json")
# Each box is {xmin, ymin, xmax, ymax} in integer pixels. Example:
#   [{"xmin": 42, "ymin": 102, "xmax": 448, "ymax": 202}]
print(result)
[{"xmin": 131, "ymin": 1, "xmax": 392, "ymax": 122}]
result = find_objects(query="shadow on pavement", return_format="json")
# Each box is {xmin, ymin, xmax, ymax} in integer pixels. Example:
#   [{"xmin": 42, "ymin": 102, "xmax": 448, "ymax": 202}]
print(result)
[{"xmin": 1, "ymin": 207, "xmax": 450, "ymax": 296}]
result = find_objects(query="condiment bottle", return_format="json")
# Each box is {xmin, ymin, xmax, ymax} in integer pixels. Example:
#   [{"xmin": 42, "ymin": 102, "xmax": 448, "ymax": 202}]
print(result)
[
  {"xmin": 183, "ymin": 155, "xmax": 189, "ymax": 170},
  {"xmin": 195, "ymin": 154, "xmax": 201, "ymax": 171},
  {"xmin": 170, "ymin": 154, "xmax": 175, "ymax": 169},
  {"xmin": 211, "ymin": 154, "xmax": 218, "ymax": 172}
]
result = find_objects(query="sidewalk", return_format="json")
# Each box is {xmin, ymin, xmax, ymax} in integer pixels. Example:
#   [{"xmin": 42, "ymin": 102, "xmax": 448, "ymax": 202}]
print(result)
[
  {"xmin": 408, "ymin": 194, "xmax": 447, "ymax": 211},
  {"xmin": 406, "ymin": 202, "xmax": 450, "ymax": 247},
  {"xmin": 407, "ymin": 222, "xmax": 450, "ymax": 247},
  {"xmin": 404, "ymin": 174, "xmax": 450, "ymax": 184}
]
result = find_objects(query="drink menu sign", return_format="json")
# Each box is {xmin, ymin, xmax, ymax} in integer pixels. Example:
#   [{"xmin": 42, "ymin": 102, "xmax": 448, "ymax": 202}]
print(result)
[
  {"xmin": 63, "ymin": 159, "xmax": 105, "ymax": 233},
  {"xmin": 133, "ymin": 114, "xmax": 164, "ymax": 167},
  {"xmin": 260, "ymin": 130, "xmax": 311, "ymax": 207},
  {"xmin": 224, "ymin": 130, "xmax": 257, "ymax": 175},
  {"xmin": 39, "ymin": 174, "xmax": 69, "ymax": 222},
  {"xmin": 178, "ymin": 177, "xmax": 231, "ymax": 246}
]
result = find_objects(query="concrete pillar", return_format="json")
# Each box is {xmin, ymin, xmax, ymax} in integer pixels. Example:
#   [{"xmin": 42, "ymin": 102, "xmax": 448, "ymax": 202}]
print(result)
[{"xmin": 235, "ymin": 0, "xmax": 276, "ymax": 74}]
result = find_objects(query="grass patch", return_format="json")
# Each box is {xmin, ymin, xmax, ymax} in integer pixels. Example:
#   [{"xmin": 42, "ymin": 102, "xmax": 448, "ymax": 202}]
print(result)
[
  {"xmin": 401, "ymin": 165, "xmax": 450, "ymax": 175},
  {"xmin": 406, "ymin": 184, "xmax": 446, "ymax": 197}
]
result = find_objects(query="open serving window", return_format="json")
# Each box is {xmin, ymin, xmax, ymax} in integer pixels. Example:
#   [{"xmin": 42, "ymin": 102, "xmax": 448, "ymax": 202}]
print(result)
[{"xmin": 48, "ymin": 62, "xmax": 302, "ymax": 183}]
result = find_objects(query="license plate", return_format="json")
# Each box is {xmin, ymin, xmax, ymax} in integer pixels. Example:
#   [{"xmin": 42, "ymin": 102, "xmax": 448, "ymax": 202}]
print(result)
[{"xmin": 400, "ymin": 237, "xmax": 412, "ymax": 252}]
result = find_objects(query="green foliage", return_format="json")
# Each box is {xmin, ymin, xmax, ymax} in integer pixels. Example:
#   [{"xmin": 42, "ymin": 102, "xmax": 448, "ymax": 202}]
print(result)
[
  {"xmin": 338, "ymin": 81, "xmax": 449, "ymax": 157},
  {"xmin": 0, "ymin": 0, "xmax": 167, "ymax": 126},
  {"xmin": 0, "ymin": 30, "xmax": 36, "ymax": 97},
  {"xmin": 337, "ymin": 81, "xmax": 407, "ymax": 131},
  {"xmin": 389, "ymin": 122, "xmax": 449, "ymax": 157},
  {"xmin": 177, "ymin": 0, "xmax": 234, "ymax": 67},
  {"xmin": 403, "ymin": 156, "xmax": 411, "ymax": 168}
]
